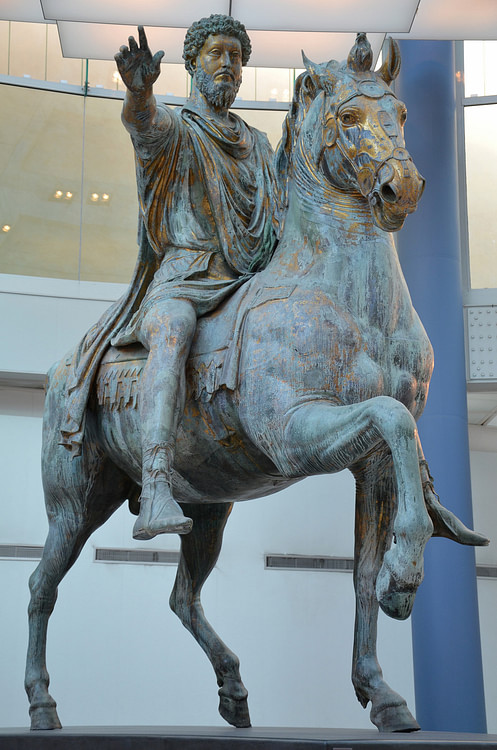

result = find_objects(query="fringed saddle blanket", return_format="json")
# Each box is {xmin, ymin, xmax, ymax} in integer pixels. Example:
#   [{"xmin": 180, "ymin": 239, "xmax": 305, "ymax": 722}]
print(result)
[{"xmin": 95, "ymin": 280, "xmax": 295, "ymax": 412}]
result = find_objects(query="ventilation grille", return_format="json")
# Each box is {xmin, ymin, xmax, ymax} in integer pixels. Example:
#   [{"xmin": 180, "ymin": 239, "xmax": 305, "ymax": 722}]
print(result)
[
  {"xmin": 0, "ymin": 544, "xmax": 43, "ymax": 560},
  {"xmin": 266, "ymin": 555, "xmax": 497, "ymax": 579},
  {"xmin": 1, "ymin": 545, "xmax": 496, "ymax": 579},
  {"xmin": 476, "ymin": 565, "xmax": 497, "ymax": 578},
  {"xmin": 265, "ymin": 554, "xmax": 354, "ymax": 572},
  {"xmin": 94, "ymin": 547, "xmax": 180, "ymax": 565}
]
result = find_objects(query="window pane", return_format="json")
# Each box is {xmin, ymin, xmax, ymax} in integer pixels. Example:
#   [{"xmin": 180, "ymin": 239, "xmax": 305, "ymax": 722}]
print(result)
[
  {"xmin": 79, "ymin": 96, "xmax": 139, "ymax": 283},
  {"xmin": 0, "ymin": 85, "xmax": 83, "ymax": 279},
  {"xmin": 235, "ymin": 108, "xmax": 286, "ymax": 150},
  {"xmin": 46, "ymin": 24, "xmax": 83, "ymax": 87},
  {"xmin": 255, "ymin": 67, "xmax": 292, "ymax": 102},
  {"xmin": 465, "ymin": 104, "xmax": 497, "ymax": 288},
  {"xmin": 0, "ymin": 22, "xmax": 9, "ymax": 75},
  {"xmin": 464, "ymin": 41, "xmax": 497, "ymax": 98},
  {"xmin": 8, "ymin": 21, "xmax": 47, "ymax": 81}
]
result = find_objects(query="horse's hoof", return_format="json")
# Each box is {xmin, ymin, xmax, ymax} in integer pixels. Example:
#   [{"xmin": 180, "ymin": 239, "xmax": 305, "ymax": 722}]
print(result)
[
  {"xmin": 371, "ymin": 702, "xmax": 419, "ymax": 733},
  {"xmin": 376, "ymin": 563, "xmax": 416, "ymax": 620},
  {"xmin": 218, "ymin": 694, "xmax": 251, "ymax": 728},
  {"xmin": 378, "ymin": 589, "xmax": 415, "ymax": 620},
  {"xmin": 29, "ymin": 703, "xmax": 62, "ymax": 730}
]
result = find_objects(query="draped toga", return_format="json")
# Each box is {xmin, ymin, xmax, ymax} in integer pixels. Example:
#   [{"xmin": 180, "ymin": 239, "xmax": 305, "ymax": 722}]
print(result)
[{"xmin": 60, "ymin": 102, "xmax": 280, "ymax": 455}]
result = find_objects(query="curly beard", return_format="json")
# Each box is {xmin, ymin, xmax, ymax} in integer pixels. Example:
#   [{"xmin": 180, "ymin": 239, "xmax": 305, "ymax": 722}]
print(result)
[{"xmin": 195, "ymin": 68, "xmax": 241, "ymax": 110}]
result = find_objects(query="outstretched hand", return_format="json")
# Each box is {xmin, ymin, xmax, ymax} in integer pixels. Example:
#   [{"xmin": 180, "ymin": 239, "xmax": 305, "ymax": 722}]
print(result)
[{"xmin": 115, "ymin": 26, "xmax": 164, "ymax": 94}]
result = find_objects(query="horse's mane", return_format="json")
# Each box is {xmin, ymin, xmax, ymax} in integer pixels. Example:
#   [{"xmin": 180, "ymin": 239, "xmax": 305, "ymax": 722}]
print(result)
[{"xmin": 274, "ymin": 71, "xmax": 313, "ymax": 214}]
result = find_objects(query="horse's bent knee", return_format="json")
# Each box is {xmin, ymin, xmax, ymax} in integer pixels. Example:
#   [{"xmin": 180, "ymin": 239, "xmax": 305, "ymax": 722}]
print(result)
[
  {"xmin": 370, "ymin": 396, "xmax": 415, "ymax": 427},
  {"xmin": 368, "ymin": 396, "xmax": 417, "ymax": 441}
]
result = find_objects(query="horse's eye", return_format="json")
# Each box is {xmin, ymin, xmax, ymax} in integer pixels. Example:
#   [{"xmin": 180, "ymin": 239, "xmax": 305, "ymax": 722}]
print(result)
[
  {"xmin": 400, "ymin": 109, "xmax": 407, "ymax": 125},
  {"xmin": 340, "ymin": 112, "xmax": 357, "ymax": 126}
]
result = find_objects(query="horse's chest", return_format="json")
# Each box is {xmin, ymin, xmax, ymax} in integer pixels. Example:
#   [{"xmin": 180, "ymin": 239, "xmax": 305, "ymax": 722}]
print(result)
[{"xmin": 286, "ymin": 291, "xmax": 432, "ymax": 413}]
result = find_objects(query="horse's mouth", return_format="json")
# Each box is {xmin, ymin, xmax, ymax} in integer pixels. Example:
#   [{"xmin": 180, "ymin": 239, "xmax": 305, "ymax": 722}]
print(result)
[
  {"xmin": 368, "ymin": 159, "xmax": 425, "ymax": 233},
  {"xmin": 369, "ymin": 193, "xmax": 409, "ymax": 232}
]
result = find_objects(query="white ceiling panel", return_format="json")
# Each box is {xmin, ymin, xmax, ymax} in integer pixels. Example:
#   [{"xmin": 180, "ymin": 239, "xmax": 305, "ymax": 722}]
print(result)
[
  {"xmin": 41, "ymin": 0, "xmax": 229, "ymax": 27},
  {"xmin": 395, "ymin": 0, "xmax": 497, "ymax": 39},
  {"xmin": 248, "ymin": 31, "xmax": 385, "ymax": 68},
  {"xmin": 3, "ymin": 0, "xmax": 497, "ymax": 64},
  {"xmin": 43, "ymin": 0, "xmax": 416, "ymax": 33},
  {"xmin": 0, "ymin": 0, "xmax": 54, "ymax": 23},
  {"xmin": 57, "ymin": 22, "xmax": 384, "ymax": 68},
  {"xmin": 232, "ymin": 0, "xmax": 418, "ymax": 33},
  {"xmin": 57, "ymin": 22, "xmax": 186, "ymax": 62}
]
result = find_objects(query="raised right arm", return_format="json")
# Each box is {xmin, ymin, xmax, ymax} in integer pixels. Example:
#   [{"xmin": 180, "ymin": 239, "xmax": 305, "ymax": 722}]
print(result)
[{"xmin": 114, "ymin": 26, "xmax": 170, "ymax": 136}]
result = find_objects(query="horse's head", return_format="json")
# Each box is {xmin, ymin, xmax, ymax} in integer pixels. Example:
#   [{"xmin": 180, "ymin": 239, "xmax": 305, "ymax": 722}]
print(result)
[{"xmin": 276, "ymin": 34, "xmax": 425, "ymax": 232}]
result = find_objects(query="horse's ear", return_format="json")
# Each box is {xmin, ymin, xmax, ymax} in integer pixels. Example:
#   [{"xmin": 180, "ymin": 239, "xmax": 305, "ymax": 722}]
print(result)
[
  {"xmin": 301, "ymin": 50, "xmax": 322, "ymax": 95},
  {"xmin": 378, "ymin": 37, "xmax": 401, "ymax": 85}
]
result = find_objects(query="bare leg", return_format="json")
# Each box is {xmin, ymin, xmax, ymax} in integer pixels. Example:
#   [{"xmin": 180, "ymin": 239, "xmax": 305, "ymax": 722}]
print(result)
[
  {"xmin": 169, "ymin": 502, "xmax": 251, "ymax": 728},
  {"xmin": 133, "ymin": 298, "xmax": 196, "ymax": 539},
  {"xmin": 352, "ymin": 456, "xmax": 419, "ymax": 732}
]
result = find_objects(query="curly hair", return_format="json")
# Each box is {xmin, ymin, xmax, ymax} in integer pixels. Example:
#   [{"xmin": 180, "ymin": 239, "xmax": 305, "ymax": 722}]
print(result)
[{"xmin": 183, "ymin": 14, "xmax": 251, "ymax": 75}]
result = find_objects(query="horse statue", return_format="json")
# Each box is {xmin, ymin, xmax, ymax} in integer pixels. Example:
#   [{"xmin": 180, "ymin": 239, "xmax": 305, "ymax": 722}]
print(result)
[{"xmin": 25, "ymin": 34, "xmax": 488, "ymax": 733}]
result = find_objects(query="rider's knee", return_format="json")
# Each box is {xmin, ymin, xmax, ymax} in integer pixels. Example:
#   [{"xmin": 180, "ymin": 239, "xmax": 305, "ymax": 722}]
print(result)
[{"xmin": 141, "ymin": 300, "xmax": 196, "ymax": 348}]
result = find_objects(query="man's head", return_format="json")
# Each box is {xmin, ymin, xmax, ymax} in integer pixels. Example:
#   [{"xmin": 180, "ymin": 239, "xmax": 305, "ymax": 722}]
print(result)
[
  {"xmin": 183, "ymin": 14, "xmax": 250, "ymax": 110},
  {"xmin": 183, "ymin": 15, "xmax": 251, "ymax": 74}
]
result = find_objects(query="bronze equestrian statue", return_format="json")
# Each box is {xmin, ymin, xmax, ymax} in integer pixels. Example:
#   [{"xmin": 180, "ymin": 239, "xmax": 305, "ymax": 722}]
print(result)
[{"xmin": 25, "ymin": 25, "xmax": 488, "ymax": 734}]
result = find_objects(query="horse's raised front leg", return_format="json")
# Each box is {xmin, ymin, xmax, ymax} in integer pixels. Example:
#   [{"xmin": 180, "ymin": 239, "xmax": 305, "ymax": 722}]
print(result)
[
  {"xmin": 352, "ymin": 457, "xmax": 419, "ymax": 732},
  {"xmin": 169, "ymin": 501, "xmax": 250, "ymax": 728},
  {"xmin": 282, "ymin": 396, "xmax": 433, "ymax": 619}
]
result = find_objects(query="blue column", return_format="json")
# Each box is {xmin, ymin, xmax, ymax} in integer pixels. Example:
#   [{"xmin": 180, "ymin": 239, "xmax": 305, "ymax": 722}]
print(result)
[{"xmin": 395, "ymin": 40, "xmax": 487, "ymax": 733}]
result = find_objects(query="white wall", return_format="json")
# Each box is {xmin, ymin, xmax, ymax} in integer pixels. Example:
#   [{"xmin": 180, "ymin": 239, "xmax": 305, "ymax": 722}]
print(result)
[
  {"xmin": 469, "ymin": 450, "xmax": 497, "ymax": 734},
  {"xmin": 0, "ymin": 277, "xmax": 416, "ymax": 730}
]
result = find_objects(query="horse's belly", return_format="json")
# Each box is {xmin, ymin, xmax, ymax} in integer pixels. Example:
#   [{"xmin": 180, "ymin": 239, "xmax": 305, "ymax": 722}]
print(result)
[{"xmin": 95, "ymin": 386, "xmax": 294, "ymax": 504}]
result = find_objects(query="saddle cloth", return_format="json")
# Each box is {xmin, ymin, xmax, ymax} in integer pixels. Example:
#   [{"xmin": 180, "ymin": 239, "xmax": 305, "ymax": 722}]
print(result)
[{"xmin": 96, "ymin": 280, "xmax": 296, "ymax": 411}]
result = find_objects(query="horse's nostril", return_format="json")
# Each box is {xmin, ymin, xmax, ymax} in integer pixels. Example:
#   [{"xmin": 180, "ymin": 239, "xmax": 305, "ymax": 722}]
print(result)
[{"xmin": 381, "ymin": 183, "xmax": 397, "ymax": 203}]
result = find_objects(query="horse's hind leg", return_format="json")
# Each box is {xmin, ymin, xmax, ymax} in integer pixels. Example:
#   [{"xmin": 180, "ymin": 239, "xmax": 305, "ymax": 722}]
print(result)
[
  {"xmin": 352, "ymin": 456, "xmax": 419, "ymax": 733},
  {"xmin": 26, "ymin": 508, "xmax": 89, "ymax": 730},
  {"xmin": 169, "ymin": 502, "xmax": 250, "ymax": 728},
  {"xmin": 25, "ymin": 458, "xmax": 130, "ymax": 730}
]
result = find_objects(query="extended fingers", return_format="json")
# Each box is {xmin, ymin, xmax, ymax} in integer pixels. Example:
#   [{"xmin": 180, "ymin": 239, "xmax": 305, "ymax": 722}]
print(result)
[{"xmin": 138, "ymin": 25, "xmax": 149, "ymax": 50}]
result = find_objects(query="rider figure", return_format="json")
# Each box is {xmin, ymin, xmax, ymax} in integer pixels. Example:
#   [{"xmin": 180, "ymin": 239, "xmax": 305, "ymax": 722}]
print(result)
[{"xmin": 110, "ymin": 16, "xmax": 279, "ymax": 540}]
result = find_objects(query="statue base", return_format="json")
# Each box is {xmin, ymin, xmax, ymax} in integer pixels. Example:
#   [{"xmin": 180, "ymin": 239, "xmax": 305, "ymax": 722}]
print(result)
[{"xmin": 1, "ymin": 726, "xmax": 497, "ymax": 749}]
